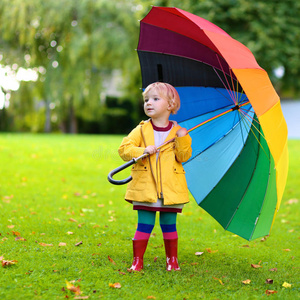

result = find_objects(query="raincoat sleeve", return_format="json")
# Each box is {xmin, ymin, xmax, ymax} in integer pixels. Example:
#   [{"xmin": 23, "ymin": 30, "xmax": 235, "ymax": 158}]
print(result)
[
  {"xmin": 118, "ymin": 125, "xmax": 146, "ymax": 161},
  {"xmin": 174, "ymin": 134, "xmax": 192, "ymax": 163}
]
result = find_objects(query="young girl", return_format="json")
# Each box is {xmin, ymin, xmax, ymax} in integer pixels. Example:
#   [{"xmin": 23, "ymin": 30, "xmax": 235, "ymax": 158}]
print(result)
[{"xmin": 118, "ymin": 82, "xmax": 192, "ymax": 271}]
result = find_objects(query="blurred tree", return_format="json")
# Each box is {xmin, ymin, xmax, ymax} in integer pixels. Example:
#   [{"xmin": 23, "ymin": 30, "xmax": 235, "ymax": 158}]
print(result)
[
  {"xmin": 0, "ymin": 0, "xmax": 299, "ymax": 133},
  {"xmin": 0, "ymin": 0, "xmax": 142, "ymax": 132}
]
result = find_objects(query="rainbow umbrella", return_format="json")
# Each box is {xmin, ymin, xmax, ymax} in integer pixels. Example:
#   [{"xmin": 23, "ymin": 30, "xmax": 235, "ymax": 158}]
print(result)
[{"xmin": 137, "ymin": 7, "xmax": 289, "ymax": 240}]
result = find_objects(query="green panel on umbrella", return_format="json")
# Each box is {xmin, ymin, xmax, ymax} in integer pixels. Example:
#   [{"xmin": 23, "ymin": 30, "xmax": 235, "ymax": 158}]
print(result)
[
  {"xmin": 200, "ymin": 117, "xmax": 261, "ymax": 233},
  {"xmin": 226, "ymin": 130, "xmax": 271, "ymax": 240},
  {"xmin": 251, "ymin": 158, "xmax": 277, "ymax": 240}
]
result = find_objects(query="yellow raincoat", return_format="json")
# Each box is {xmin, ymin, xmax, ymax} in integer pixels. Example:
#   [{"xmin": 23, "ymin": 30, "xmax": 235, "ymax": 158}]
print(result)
[{"xmin": 118, "ymin": 120, "xmax": 192, "ymax": 205}]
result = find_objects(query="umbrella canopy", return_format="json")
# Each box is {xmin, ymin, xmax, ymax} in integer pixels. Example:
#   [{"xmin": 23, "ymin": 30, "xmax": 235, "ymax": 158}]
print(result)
[{"xmin": 137, "ymin": 7, "xmax": 288, "ymax": 240}]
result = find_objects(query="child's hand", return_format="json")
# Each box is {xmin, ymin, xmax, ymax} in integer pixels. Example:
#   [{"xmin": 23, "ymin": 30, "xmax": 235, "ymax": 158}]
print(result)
[
  {"xmin": 176, "ymin": 128, "xmax": 188, "ymax": 137},
  {"xmin": 144, "ymin": 145, "xmax": 158, "ymax": 155}
]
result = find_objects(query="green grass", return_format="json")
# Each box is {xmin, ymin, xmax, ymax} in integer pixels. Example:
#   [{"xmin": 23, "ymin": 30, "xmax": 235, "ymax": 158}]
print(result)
[{"xmin": 0, "ymin": 134, "xmax": 299, "ymax": 300}]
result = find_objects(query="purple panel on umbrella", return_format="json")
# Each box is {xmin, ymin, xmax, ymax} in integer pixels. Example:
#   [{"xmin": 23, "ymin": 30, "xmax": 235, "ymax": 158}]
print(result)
[{"xmin": 138, "ymin": 23, "xmax": 232, "ymax": 77}]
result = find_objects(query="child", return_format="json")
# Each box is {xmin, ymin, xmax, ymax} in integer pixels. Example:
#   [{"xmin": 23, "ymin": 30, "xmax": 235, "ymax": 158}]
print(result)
[{"xmin": 118, "ymin": 82, "xmax": 192, "ymax": 271}]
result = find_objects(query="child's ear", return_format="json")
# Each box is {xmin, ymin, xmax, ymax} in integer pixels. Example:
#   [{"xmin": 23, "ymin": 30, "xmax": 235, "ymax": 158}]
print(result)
[{"xmin": 167, "ymin": 100, "xmax": 174, "ymax": 112}]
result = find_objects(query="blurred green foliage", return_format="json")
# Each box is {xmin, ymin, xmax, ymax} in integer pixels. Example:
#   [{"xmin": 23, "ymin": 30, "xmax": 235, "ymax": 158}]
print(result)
[{"xmin": 0, "ymin": 0, "xmax": 299, "ymax": 133}]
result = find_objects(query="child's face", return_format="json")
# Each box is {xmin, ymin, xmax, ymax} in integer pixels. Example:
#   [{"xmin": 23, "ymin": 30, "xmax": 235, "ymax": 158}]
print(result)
[{"xmin": 143, "ymin": 88, "xmax": 171, "ymax": 120}]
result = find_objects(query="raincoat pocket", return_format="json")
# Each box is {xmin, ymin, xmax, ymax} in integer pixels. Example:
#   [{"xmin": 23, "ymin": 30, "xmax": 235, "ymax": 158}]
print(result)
[
  {"xmin": 128, "ymin": 164, "xmax": 148, "ymax": 191},
  {"xmin": 173, "ymin": 166, "xmax": 187, "ymax": 191}
]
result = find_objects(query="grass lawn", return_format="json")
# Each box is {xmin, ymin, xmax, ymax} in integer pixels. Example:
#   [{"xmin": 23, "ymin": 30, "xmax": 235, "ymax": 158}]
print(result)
[{"xmin": 0, "ymin": 133, "xmax": 299, "ymax": 299}]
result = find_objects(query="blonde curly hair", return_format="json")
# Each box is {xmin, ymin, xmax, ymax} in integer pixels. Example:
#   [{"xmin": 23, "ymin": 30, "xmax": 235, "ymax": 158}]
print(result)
[{"xmin": 142, "ymin": 82, "xmax": 180, "ymax": 114}]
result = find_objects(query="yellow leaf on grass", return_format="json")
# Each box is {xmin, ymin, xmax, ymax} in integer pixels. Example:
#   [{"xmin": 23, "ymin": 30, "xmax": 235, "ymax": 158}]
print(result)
[
  {"xmin": 109, "ymin": 283, "xmax": 121, "ymax": 289},
  {"xmin": 66, "ymin": 280, "xmax": 81, "ymax": 295},
  {"xmin": 59, "ymin": 242, "xmax": 67, "ymax": 247},
  {"xmin": 206, "ymin": 248, "xmax": 218, "ymax": 253},
  {"xmin": 282, "ymin": 282, "xmax": 292, "ymax": 288},
  {"xmin": 212, "ymin": 277, "xmax": 224, "ymax": 285},
  {"xmin": 242, "ymin": 279, "xmax": 251, "ymax": 284}
]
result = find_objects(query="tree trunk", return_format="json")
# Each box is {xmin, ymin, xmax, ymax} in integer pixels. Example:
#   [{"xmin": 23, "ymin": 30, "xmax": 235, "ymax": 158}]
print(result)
[
  {"xmin": 44, "ymin": 98, "xmax": 51, "ymax": 133},
  {"xmin": 69, "ymin": 97, "xmax": 77, "ymax": 134}
]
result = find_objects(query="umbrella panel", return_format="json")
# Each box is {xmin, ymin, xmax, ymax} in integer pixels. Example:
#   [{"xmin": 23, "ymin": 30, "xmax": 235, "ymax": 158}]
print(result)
[
  {"xmin": 200, "ymin": 116, "xmax": 277, "ymax": 240},
  {"xmin": 138, "ymin": 51, "xmax": 242, "ymax": 92}
]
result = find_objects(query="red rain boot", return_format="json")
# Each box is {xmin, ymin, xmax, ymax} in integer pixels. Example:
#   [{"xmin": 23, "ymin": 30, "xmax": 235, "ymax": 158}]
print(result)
[
  {"xmin": 129, "ymin": 239, "xmax": 149, "ymax": 271},
  {"xmin": 164, "ymin": 238, "xmax": 181, "ymax": 271}
]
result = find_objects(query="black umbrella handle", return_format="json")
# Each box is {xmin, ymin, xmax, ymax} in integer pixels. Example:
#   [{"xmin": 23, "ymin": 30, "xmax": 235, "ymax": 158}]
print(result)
[{"xmin": 107, "ymin": 153, "xmax": 148, "ymax": 185}]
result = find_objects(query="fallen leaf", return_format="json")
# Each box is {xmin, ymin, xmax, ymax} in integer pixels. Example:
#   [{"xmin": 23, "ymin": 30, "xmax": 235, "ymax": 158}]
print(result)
[
  {"xmin": 7, "ymin": 225, "xmax": 15, "ymax": 229},
  {"xmin": 251, "ymin": 264, "xmax": 262, "ymax": 269},
  {"xmin": 206, "ymin": 248, "xmax": 218, "ymax": 253},
  {"xmin": 282, "ymin": 249, "xmax": 291, "ymax": 252},
  {"xmin": 261, "ymin": 237, "xmax": 268, "ymax": 242},
  {"xmin": 269, "ymin": 268, "xmax": 278, "ymax": 272},
  {"xmin": 282, "ymin": 282, "xmax": 292, "ymax": 288},
  {"xmin": 12, "ymin": 231, "xmax": 21, "ymax": 236},
  {"xmin": 74, "ymin": 296, "xmax": 89, "ymax": 300},
  {"xmin": 108, "ymin": 256, "xmax": 116, "ymax": 265},
  {"xmin": 68, "ymin": 218, "xmax": 78, "ymax": 223},
  {"xmin": 195, "ymin": 252, "xmax": 204, "ymax": 256},
  {"xmin": 242, "ymin": 245, "xmax": 250, "ymax": 248},
  {"xmin": 59, "ymin": 242, "xmax": 67, "ymax": 247},
  {"xmin": 39, "ymin": 243, "xmax": 53, "ymax": 247},
  {"xmin": 66, "ymin": 280, "xmax": 81, "ymax": 295},
  {"xmin": 212, "ymin": 277, "xmax": 224, "ymax": 285},
  {"xmin": 15, "ymin": 237, "xmax": 26, "ymax": 241},
  {"xmin": 265, "ymin": 279, "xmax": 273, "ymax": 284},
  {"xmin": 109, "ymin": 283, "xmax": 121, "ymax": 289},
  {"xmin": 154, "ymin": 257, "xmax": 158, "ymax": 262},
  {"xmin": 67, "ymin": 231, "xmax": 73, "ymax": 235},
  {"xmin": 242, "ymin": 279, "xmax": 251, "ymax": 284},
  {"xmin": 265, "ymin": 290, "xmax": 277, "ymax": 295},
  {"xmin": 2, "ymin": 260, "xmax": 18, "ymax": 267},
  {"xmin": 75, "ymin": 241, "xmax": 83, "ymax": 246},
  {"xmin": 285, "ymin": 198, "xmax": 298, "ymax": 205},
  {"xmin": 147, "ymin": 296, "xmax": 156, "ymax": 299}
]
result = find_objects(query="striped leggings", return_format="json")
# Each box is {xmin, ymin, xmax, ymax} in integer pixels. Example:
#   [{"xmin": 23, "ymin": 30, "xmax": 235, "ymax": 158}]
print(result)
[{"xmin": 134, "ymin": 210, "xmax": 178, "ymax": 240}]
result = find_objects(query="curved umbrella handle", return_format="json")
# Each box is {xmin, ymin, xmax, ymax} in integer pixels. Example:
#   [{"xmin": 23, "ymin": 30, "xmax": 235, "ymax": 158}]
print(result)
[{"xmin": 107, "ymin": 153, "xmax": 148, "ymax": 185}]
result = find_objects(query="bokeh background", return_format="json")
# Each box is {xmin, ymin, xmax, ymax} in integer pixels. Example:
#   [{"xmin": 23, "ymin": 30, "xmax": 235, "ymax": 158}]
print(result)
[{"xmin": 0, "ymin": 0, "xmax": 299, "ymax": 135}]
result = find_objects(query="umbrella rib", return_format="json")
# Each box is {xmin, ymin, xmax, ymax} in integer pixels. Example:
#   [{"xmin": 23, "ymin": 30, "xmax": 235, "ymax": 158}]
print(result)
[
  {"xmin": 239, "ymin": 108, "xmax": 267, "ymax": 142},
  {"xmin": 215, "ymin": 55, "xmax": 236, "ymax": 104},
  {"xmin": 213, "ymin": 67, "xmax": 236, "ymax": 106},
  {"xmin": 238, "ymin": 110, "xmax": 271, "ymax": 163}
]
